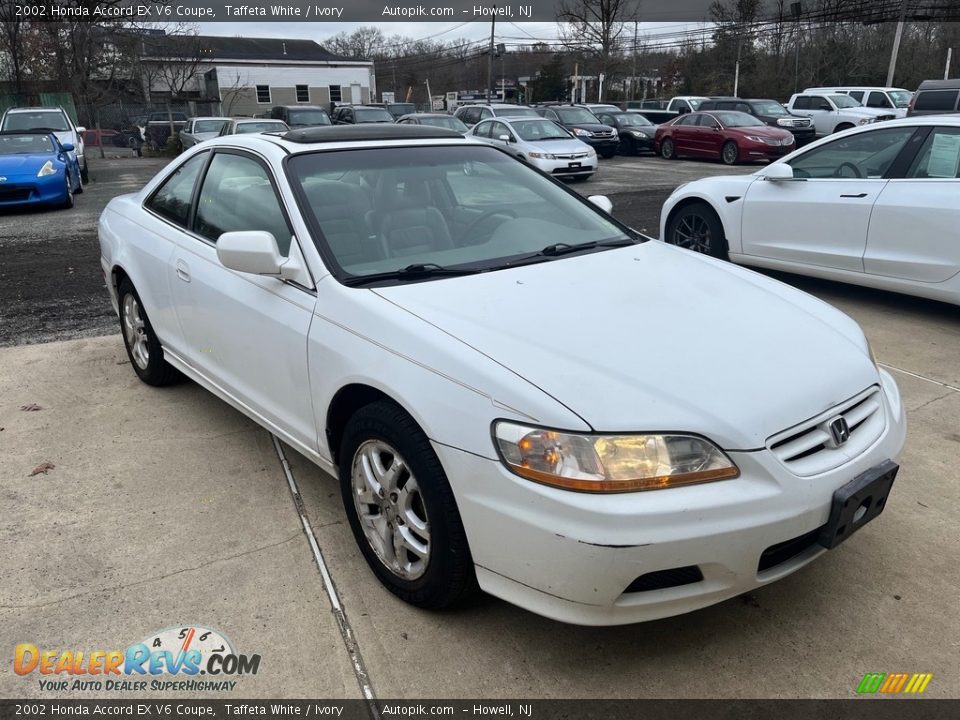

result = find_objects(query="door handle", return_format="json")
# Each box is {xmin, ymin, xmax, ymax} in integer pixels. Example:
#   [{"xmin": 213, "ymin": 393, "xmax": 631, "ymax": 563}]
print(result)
[
  {"xmin": 840, "ymin": 193, "xmax": 868, "ymax": 198},
  {"xmin": 175, "ymin": 259, "xmax": 191, "ymax": 283}
]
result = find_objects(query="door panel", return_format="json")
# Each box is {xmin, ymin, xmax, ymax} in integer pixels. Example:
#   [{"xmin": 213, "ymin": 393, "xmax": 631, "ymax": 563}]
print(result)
[
  {"xmin": 741, "ymin": 179, "xmax": 881, "ymax": 271},
  {"xmin": 169, "ymin": 151, "xmax": 318, "ymax": 451}
]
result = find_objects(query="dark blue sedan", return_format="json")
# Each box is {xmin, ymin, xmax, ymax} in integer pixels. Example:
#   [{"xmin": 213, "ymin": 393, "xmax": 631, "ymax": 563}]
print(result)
[{"xmin": 0, "ymin": 131, "xmax": 82, "ymax": 210}]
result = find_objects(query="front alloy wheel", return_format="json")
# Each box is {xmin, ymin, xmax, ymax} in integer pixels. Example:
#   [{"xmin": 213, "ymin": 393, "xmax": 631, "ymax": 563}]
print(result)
[
  {"xmin": 339, "ymin": 401, "xmax": 477, "ymax": 609},
  {"xmin": 667, "ymin": 203, "xmax": 728, "ymax": 259}
]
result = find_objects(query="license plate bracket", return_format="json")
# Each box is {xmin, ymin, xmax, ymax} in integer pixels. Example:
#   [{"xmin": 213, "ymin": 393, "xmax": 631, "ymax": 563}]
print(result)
[
  {"xmin": 818, "ymin": 459, "xmax": 898, "ymax": 550},
  {"xmin": 568, "ymin": 162, "xmax": 581, "ymax": 168}
]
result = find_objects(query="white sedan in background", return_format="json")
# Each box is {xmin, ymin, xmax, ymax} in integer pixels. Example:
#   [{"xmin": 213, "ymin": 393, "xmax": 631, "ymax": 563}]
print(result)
[
  {"xmin": 469, "ymin": 116, "xmax": 597, "ymax": 181},
  {"xmin": 661, "ymin": 116, "xmax": 960, "ymax": 306},
  {"xmin": 99, "ymin": 125, "xmax": 904, "ymax": 625}
]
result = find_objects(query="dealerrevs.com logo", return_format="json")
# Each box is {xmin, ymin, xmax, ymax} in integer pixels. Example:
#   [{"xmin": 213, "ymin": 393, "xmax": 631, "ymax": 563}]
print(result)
[{"xmin": 15, "ymin": 626, "xmax": 261, "ymax": 692}]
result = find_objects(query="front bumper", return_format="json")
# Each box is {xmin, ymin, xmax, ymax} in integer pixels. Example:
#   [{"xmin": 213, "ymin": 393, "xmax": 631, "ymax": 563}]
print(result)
[
  {"xmin": 437, "ymin": 370, "xmax": 905, "ymax": 625},
  {"xmin": 743, "ymin": 141, "xmax": 795, "ymax": 160},
  {"xmin": 0, "ymin": 172, "xmax": 68, "ymax": 208},
  {"xmin": 529, "ymin": 156, "xmax": 596, "ymax": 177}
]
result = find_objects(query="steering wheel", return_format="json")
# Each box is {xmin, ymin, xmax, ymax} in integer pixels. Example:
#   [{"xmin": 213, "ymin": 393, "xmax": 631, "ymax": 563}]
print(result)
[
  {"xmin": 834, "ymin": 161, "xmax": 863, "ymax": 179},
  {"xmin": 462, "ymin": 209, "xmax": 518, "ymax": 243}
]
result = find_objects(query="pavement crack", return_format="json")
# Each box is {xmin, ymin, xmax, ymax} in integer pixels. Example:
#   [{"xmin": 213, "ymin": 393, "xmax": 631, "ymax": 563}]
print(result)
[
  {"xmin": 0, "ymin": 533, "xmax": 302, "ymax": 611},
  {"xmin": 911, "ymin": 390, "xmax": 955, "ymax": 412}
]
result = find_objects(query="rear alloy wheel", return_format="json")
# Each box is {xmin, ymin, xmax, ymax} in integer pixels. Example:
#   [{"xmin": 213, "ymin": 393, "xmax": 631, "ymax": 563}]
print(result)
[
  {"xmin": 721, "ymin": 140, "xmax": 739, "ymax": 165},
  {"xmin": 340, "ymin": 401, "xmax": 477, "ymax": 609},
  {"xmin": 660, "ymin": 137, "xmax": 676, "ymax": 160},
  {"xmin": 117, "ymin": 278, "xmax": 180, "ymax": 386},
  {"xmin": 667, "ymin": 203, "xmax": 728, "ymax": 259}
]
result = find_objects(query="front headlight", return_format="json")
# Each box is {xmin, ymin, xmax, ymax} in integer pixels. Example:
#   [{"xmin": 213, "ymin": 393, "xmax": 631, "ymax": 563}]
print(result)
[
  {"xmin": 572, "ymin": 128, "xmax": 591, "ymax": 136},
  {"xmin": 527, "ymin": 151, "xmax": 556, "ymax": 160},
  {"xmin": 493, "ymin": 422, "xmax": 740, "ymax": 493},
  {"xmin": 776, "ymin": 118, "xmax": 794, "ymax": 127},
  {"xmin": 37, "ymin": 160, "xmax": 57, "ymax": 177},
  {"xmin": 630, "ymin": 130, "xmax": 649, "ymax": 138},
  {"xmin": 857, "ymin": 118, "xmax": 872, "ymax": 125}
]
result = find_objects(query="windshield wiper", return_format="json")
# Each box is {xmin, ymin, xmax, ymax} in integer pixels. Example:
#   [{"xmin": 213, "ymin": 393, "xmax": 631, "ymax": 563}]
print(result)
[
  {"xmin": 343, "ymin": 263, "xmax": 485, "ymax": 287},
  {"xmin": 501, "ymin": 238, "xmax": 637, "ymax": 266}
]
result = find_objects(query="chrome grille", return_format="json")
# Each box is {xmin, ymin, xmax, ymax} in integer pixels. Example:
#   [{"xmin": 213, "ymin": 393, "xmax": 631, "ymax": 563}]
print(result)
[
  {"xmin": 589, "ymin": 129, "xmax": 616, "ymax": 139},
  {"xmin": 554, "ymin": 152, "xmax": 589, "ymax": 159},
  {"xmin": 767, "ymin": 387, "xmax": 885, "ymax": 477}
]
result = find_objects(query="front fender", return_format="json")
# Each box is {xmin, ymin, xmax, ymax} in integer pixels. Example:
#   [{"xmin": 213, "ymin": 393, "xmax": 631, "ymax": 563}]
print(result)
[{"xmin": 659, "ymin": 175, "xmax": 758, "ymax": 253}]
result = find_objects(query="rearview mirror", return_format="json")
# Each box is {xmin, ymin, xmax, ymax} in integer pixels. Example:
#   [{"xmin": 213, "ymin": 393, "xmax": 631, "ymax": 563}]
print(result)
[
  {"xmin": 60, "ymin": 142, "xmax": 75, "ymax": 152},
  {"xmin": 763, "ymin": 163, "xmax": 801, "ymax": 182},
  {"xmin": 588, "ymin": 195, "xmax": 613, "ymax": 213},
  {"xmin": 217, "ymin": 231, "xmax": 284, "ymax": 276}
]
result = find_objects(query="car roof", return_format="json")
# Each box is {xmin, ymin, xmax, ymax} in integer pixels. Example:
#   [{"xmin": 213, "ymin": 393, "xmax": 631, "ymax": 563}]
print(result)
[
  {"xmin": 401, "ymin": 113, "xmax": 455, "ymax": 119},
  {"xmin": 4, "ymin": 107, "xmax": 65, "ymax": 113},
  {"xmin": 281, "ymin": 123, "xmax": 464, "ymax": 145},
  {"xmin": 916, "ymin": 79, "xmax": 960, "ymax": 90},
  {"xmin": 189, "ymin": 116, "xmax": 230, "ymax": 121}
]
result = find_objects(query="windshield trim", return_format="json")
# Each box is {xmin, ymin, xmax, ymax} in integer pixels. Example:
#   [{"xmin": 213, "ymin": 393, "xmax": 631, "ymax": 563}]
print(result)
[{"xmin": 281, "ymin": 144, "xmax": 648, "ymax": 288}]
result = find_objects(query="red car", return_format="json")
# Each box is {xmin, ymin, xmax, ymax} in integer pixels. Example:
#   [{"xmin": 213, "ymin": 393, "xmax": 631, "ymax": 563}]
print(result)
[{"xmin": 655, "ymin": 110, "xmax": 795, "ymax": 165}]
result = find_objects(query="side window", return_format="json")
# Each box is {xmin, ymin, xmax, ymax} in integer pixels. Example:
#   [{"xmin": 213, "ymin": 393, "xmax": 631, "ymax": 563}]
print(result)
[
  {"xmin": 480, "ymin": 108, "xmax": 493, "ymax": 120},
  {"xmin": 473, "ymin": 121, "xmax": 491, "ymax": 138},
  {"xmin": 194, "ymin": 153, "xmax": 293, "ymax": 256},
  {"xmin": 906, "ymin": 127, "xmax": 960, "ymax": 178},
  {"xmin": 546, "ymin": 109, "xmax": 559, "ymax": 121},
  {"xmin": 867, "ymin": 91, "xmax": 891, "ymax": 108},
  {"xmin": 810, "ymin": 96, "xmax": 831, "ymax": 111},
  {"xmin": 789, "ymin": 127, "xmax": 916, "ymax": 179},
  {"xmin": 698, "ymin": 115, "xmax": 719, "ymax": 128},
  {"xmin": 913, "ymin": 90, "xmax": 959, "ymax": 112},
  {"xmin": 145, "ymin": 152, "xmax": 207, "ymax": 227},
  {"xmin": 793, "ymin": 96, "xmax": 810, "ymax": 110},
  {"xmin": 675, "ymin": 100, "xmax": 690, "ymax": 113},
  {"xmin": 736, "ymin": 103, "xmax": 752, "ymax": 114},
  {"xmin": 676, "ymin": 114, "xmax": 698, "ymax": 126},
  {"xmin": 493, "ymin": 122, "xmax": 510, "ymax": 139},
  {"xmin": 848, "ymin": 91, "xmax": 864, "ymax": 102},
  {"xmin": 467, "ymin": 108, "xmax": 481, "ymax": 125}
]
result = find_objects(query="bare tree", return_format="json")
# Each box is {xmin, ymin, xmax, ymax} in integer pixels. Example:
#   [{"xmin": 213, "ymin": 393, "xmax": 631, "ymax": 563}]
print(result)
[{"xmin": 558, "ymin": 0, "xmax": 640, "ymax": 98}]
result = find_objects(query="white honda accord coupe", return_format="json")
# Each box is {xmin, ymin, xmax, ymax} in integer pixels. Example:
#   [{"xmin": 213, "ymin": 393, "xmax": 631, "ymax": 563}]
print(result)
[
  {"xmin": 660, "ymin": 116, "xmax": 960, "ymax": 306},
  {"xmin": 99, "ymin": 125, "xmax": 905, "ymax": 625}
]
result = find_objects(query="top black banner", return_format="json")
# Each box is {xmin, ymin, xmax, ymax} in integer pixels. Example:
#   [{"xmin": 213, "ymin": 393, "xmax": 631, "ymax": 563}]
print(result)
[{"xmin": 6, "ymin": 0, "xmax": 960, "ymax": 24}]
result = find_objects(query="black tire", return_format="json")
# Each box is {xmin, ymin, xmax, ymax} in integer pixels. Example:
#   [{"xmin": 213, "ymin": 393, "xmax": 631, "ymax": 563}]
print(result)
[
  {"xmin": 660, "ymin": 137, "xmax": 676, "ymax": 160},
  {"xmin": 666, "ymin": 202, "xmax": 728, "ymax": 259},
  {"xmin": 600, "ymin": 148, "xmax": 617, "ymax": 159},
  {"xmin": 834, "ymin": 123, "xmax": 855, "ymax": 134},
  {"xmin": 721, "ymin": 140, "xmax": 739, "ymax": 165},
  {"xmin": 339, "ymin": 401, "xmax": 477, "ymax": 610},
  {"xmin": 117, "ymin": 278, "xmax": 180, "ymax": 386},
  {"xmin": 74, "ymin": 169, "xmax": 83, "ymax": 194},
  {"xmin": 60, "ymin": 177, "xmax": 74, "ymax": 209},
  {"xmin": 80, "ymin": 159, "xmax": 89, "ymax": 183},
  {"xmin": 624, "ymin": 137, "xmax": 638, "ymax": 156}
]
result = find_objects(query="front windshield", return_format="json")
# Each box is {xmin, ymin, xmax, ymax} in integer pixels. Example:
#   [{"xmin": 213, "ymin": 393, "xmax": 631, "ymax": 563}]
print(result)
[
  {"xmin": 687, "ymin": 98, "xmax": 705, "ymax": 110},
  {"xmin": 418, "ymin": 116, "xmax": 469, "ymax": 132},
  {"xmin": 555, "ymin": 108, "xmax": 600, "ymax": 124},
  {"xmin": 616, "ymin": 113, "xmax": 654, "ymax": 127},
  {"xmin": 889, "ymin": 90, "xmax": 912, "ymax": 108},
  {"xmin": 288, "ymin": 146, "xmax": 633, "ymax": 283},
  {"xmin": 512, "ymin": 119, "xmax": 571, "ymax": 141},
  {"xmin": 2, "ymin": 112, "xmax": 70, "ymax": 132},
  {"xmin": 752, "ymin": 101, "xmax": 789, "ymax": 116},
  {"xmin": 237, "ymin": 122, "xmax": 288, "ymax": 134},
  {"xmin": 194, "ymin": 119, "xmax": 227, "ymax": 133},
  {"xmin": 497, "ymin": 107, "xmax": 539, "ymax": 118},
  {"xmin": 0, "ymin": 133, "xmax": 55, "ymax": 154},
  {"xmin": 356, "ymin": 108, "xmax": 395, "ymax": 123},
  {"xmin": 714, "ymin": 111, "xmax": 765, "ymax": 127},
  {"xmin": 831, "ymin": 94, "xmax": 861, "ymax": 108},
  {"xmin": 288, "ymin": 110, "xmax": 331, "ymax": 127}
]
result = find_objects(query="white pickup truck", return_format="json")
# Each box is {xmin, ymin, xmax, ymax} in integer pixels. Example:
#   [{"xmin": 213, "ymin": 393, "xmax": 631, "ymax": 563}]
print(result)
[{"xmin": 786, "ymin": 92, "xmax": 897, "ymax": 136}]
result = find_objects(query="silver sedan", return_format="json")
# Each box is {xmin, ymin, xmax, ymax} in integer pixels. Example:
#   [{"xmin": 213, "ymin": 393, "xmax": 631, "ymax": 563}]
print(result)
[
  {"xmin": 178, "ymin": 117, "xmax": 230, "ymax": 151},
  {"xmin": 469, "ymin": 117, "xmax": 597, "ymax": 181}
]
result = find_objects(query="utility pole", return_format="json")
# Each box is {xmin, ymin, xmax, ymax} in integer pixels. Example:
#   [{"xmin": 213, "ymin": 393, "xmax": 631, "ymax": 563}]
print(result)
[
  {"xmin": 572, "ymin": 62, "xmax": 579, "ymax": 103},
  {"xmin": 631, "ymin": 21, "xmax": 638, "ymax": 101},
  {"xmin": 792, "ymin": 2, "xmax": 802, "ymax": 93},
  {"xmin": 487, "ymin": 6, "xmax": 496, "ymax": 102},
  {"xmin": 946, "ymin": 48, "xmax": 953, "ymax": 79},
  {"xmin": 425, "ymin": 78, "xmax": 432, "ymax": 109},
  {"xmin": 733, "ymin": 37, "xmax": 742, "ymax": 97},
  {"xmin": 886, "ymin": 0, "xmax": 908, "ymax": 87}
]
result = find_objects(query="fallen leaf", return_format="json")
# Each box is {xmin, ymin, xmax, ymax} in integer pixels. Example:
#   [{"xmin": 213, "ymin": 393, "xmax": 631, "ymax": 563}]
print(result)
[
  {"xmin": 30, "ymin": 462, "xmax": 56, "ymax": 476},
  {"xmin": 20, "ymin": 404, "xmax": 43, "ymax": 411}
]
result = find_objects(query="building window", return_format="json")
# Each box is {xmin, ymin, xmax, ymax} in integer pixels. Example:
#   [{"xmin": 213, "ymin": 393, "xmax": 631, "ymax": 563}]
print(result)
[
  {"xmin": 329, "ymin": 85, "xmax": 342, "ymax": 103},
  {"xmin": 296, "ymin": 85, "xmax": 309, "ymax": 102},
  {"xmin": 256, "ymin": 85, "xmax": 271, "ymax": 104}
]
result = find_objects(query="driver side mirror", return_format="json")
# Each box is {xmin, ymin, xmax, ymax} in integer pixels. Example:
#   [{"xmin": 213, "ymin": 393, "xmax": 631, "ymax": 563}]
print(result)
[
  {"xmin": 217, "ymin": 231, "xmax": 285, "ymax": 276},
  {"xmin": 75, "ymin": 126, "xmax": 86, "ymax": 134},
  {"xmin": 498, "ymin": 134, "xmax": 511, "ymax": 142},
  {"xmin": 763, "ymin": 163, "xmax": 801, "ymax": 182},
  {"xmin": 60, "ymin": 142, "xmax": 75, "ymax": 152}
]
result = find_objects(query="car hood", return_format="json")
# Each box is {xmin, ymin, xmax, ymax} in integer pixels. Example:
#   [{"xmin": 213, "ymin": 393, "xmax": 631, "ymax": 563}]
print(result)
[
  {"xmin": 728, "ymin": 125, "xmax": 793, "ymax": 138},
  {"xmin": 841, "ymin": 107, "xmax": 892, "ymax": 118},
  {"xmin": 569, "ymin": 123, "xmax": 614, "ymax": 132},
  {"xmin": 526, "ymin": 138, "xmax": 594, "ymax": 154},
  {"xmin": 373, "ymin": 242, "xmax": 877, "ymax": 449},
  {"xmin": 0, "ymin": 153, "xmax": 57, "ymax": 173}
]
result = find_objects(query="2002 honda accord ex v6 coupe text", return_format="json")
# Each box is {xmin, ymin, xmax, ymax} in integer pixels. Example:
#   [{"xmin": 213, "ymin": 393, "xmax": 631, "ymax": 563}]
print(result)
[{"xmin": 99, "ymin": 125, "xmax": 905, "ymax": 626}]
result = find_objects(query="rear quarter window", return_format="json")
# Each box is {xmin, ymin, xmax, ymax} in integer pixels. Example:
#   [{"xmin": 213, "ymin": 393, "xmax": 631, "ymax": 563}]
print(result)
[{"xmin": 914, "ymin": 90, "xmax": 960, "ymax": 112}]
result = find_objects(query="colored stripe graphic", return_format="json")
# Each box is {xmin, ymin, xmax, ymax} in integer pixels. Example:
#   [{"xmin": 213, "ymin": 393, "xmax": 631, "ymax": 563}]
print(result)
[{"xmin": 858, "ymin": 672, "xmax": 932, "ymax": 695}]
